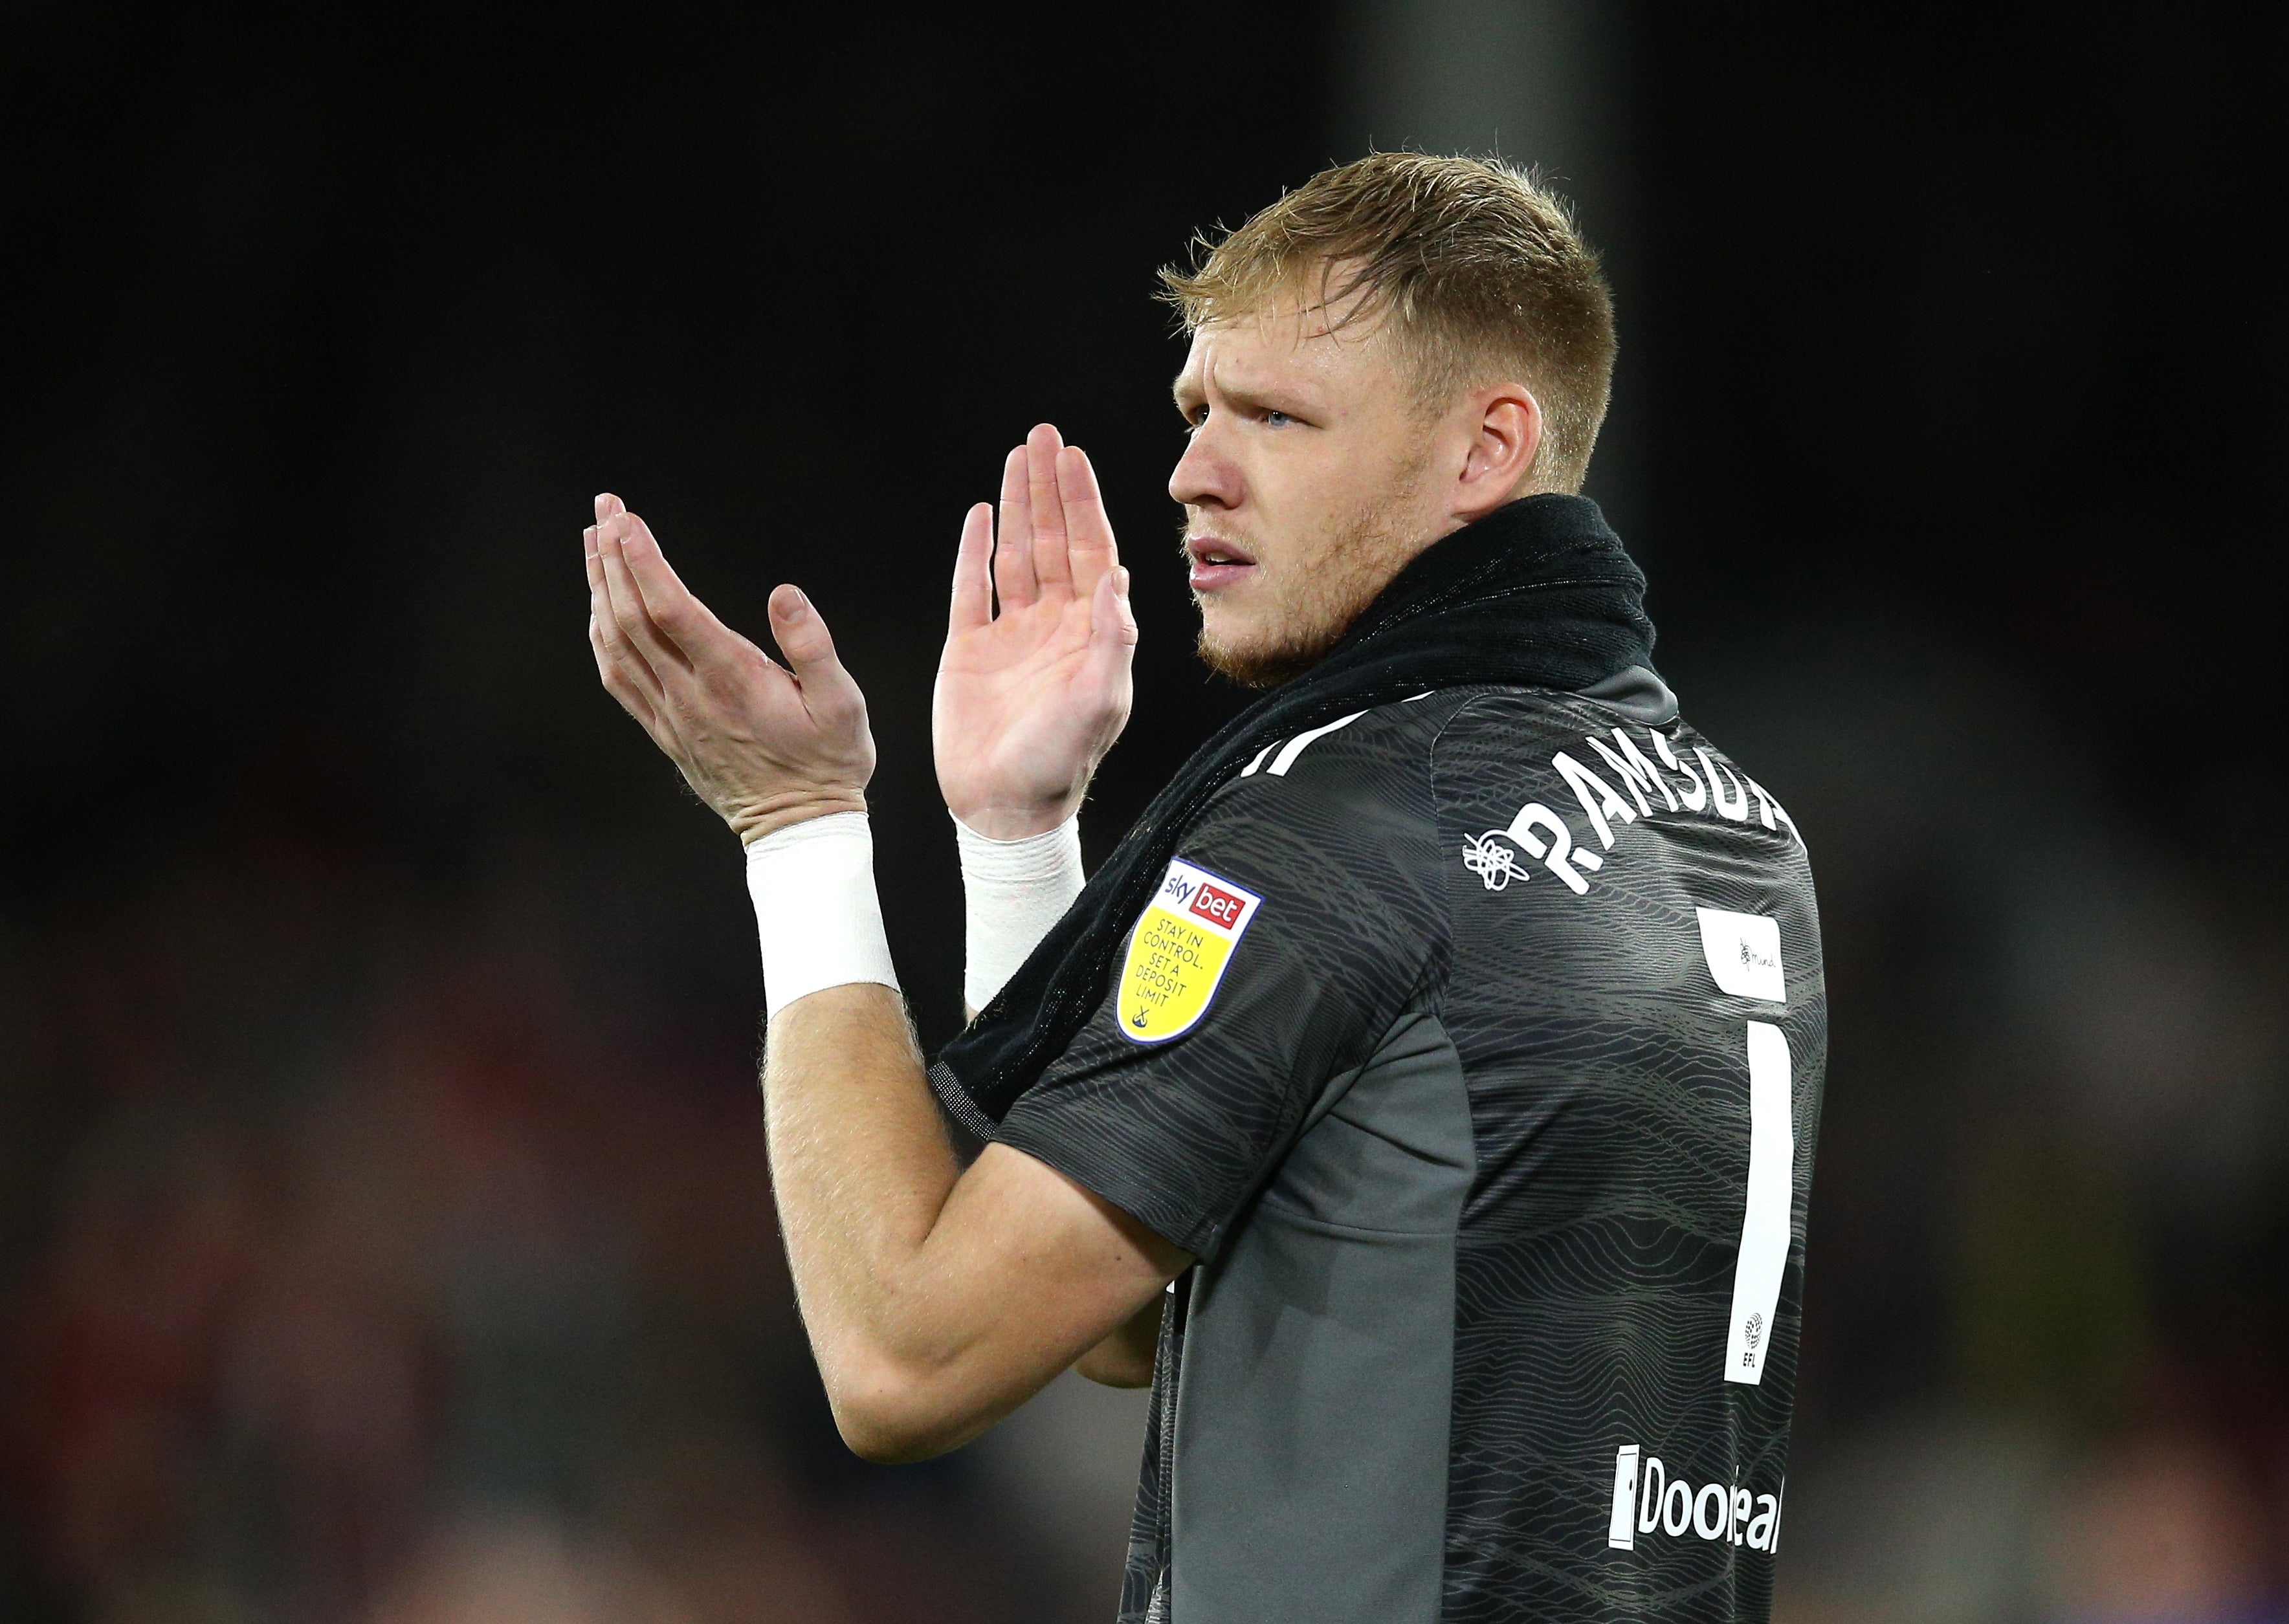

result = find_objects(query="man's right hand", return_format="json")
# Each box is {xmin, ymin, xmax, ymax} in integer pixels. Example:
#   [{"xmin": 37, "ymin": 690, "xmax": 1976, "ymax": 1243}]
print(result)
[{"xmin": 933, "ymin": 424, "xmax": 1138, "ymax": 839}]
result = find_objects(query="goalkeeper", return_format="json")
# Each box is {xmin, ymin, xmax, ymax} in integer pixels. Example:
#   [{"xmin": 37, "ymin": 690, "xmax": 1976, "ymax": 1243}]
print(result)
[{"xmin": 584, "ymin": 152, "xmax": 1826, "ymax": 1624}]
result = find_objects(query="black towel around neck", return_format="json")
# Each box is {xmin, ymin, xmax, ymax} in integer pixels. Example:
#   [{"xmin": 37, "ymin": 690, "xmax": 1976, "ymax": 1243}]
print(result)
[{"xmin": 927, "ymin": 492, "xmax": 1659, "ymax": 1136}]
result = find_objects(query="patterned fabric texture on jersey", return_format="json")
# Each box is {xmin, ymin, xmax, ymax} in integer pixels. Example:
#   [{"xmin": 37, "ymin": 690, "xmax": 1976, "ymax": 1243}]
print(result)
[{"xmin": 993, "ymin": 684, "xmax": 1827, "ymax": 1624}]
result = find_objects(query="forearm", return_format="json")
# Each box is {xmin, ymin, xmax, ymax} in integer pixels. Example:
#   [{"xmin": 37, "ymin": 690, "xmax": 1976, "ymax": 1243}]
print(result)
[
  {"xmin": 764, "ymin": 983, "xmax": 1183, "ymax": 1459},
  {"xmin": 761, "ymin": 985, "xmax": 964, "ymax": 1414},
  {"xmin": 744, "ymin": 816, "xmax": 971, "ymax": 1438}
]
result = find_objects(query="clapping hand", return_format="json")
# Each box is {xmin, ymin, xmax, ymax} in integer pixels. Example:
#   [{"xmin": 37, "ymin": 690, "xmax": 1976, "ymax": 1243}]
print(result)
[
  {"xmin": 934, "ymin": 424, "xmax": 1138, "ymax": 839},
  {"xmin": 585, "ymin": 493, "xmax": 874, "ymax": 844}
]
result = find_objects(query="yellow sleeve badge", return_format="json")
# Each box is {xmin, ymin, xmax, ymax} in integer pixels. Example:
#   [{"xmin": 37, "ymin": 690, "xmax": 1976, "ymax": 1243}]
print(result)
[{"xmin": 1116, "ymin": 858, "xmax": 1264, "ymax": 1044}]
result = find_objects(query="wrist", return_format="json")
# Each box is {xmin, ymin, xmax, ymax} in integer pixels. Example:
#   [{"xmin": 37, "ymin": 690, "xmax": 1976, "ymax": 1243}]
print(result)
[
  {"xmin": 955, "ymin": 812, "xmax": 1085, "ymax": 1013},
  {"xmin": 944, "ymin": 796, "xmax": 1081, "ymax": 842},
  {"xmin": 735, "ymin": 786, "xmax": 870, "ymax": 846},
  {"xmin": 746, "ymin": 811, "xmax": 900, "ymax": 1016}
]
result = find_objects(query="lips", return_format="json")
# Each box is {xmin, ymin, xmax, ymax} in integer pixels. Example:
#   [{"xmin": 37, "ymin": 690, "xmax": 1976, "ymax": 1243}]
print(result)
[{"xmin": 1185, "ymin": 533, "xmax": 1257, "ymax": 593}]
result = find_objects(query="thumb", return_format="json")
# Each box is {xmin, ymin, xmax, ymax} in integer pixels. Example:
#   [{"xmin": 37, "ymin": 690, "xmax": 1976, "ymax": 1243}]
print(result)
[
  {"xmin": 1082, "ymin": 566, "xmax": 1139, "ymax": 688},
  {"xmin": 769, "ymin": 585, "xmax": 865, "ymax": 721},
  {"xmin": 1093, "ymin": 566, "xmax": 1138, "ymax": 646}
]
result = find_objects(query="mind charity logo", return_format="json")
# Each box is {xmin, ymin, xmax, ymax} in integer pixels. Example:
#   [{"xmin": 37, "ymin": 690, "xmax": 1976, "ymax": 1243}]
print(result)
[{"xmin": 1461, "ymin": 830, "xmax": 1534, "ymax": 890}]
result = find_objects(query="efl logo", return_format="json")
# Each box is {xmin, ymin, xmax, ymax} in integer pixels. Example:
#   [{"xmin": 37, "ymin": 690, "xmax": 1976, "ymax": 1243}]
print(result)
[
  {"xmin": 1188, "ymin": 881, "xmax": 1246, "ymax": 928},
  {"xmin": 1117, "ymin": 859, "xmax": 1263, "ymax": 1044}
]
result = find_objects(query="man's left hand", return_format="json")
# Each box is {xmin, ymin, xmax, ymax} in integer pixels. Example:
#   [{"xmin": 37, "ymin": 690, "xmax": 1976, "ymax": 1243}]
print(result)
[
  {"xmin": 585, "ymin": 492, "xmax": 874, "ymax": 844},
  {"xmin": 934, "ymin": 425, "xmax": 1136, "ymax": 840}
]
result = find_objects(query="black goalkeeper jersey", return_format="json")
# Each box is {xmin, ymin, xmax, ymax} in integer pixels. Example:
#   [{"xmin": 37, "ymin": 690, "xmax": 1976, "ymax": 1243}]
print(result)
[{"xmin": 993, "ymin": 672, "xmax": 1827, "ymax": 1624}]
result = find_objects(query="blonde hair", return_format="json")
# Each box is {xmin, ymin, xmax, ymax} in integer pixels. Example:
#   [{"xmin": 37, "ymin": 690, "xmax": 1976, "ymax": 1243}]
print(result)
[{"xmin": 1158, "ymin": 151, "xmax": 1617, "ymax": 494}]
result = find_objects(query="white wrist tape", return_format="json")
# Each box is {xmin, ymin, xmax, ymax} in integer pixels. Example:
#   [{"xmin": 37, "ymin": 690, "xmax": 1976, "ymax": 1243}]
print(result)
[
  {"xmin": 956, "ymin": 813, "xmax": 1085, "ymax": 1013},
  {"xmin": 745, "ymin": 812, "xmax": 900, "ymax": 1018}
]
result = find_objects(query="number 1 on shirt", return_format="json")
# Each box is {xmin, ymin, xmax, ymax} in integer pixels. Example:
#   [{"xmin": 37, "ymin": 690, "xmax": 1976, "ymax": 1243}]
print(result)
[
  {"xmin": 1697, "ymin": 907, "xmax": 1793, "ymax": 1387},
  {"xmin": 1725, "ymin": 1020, "xmax": 1792, "ymax": 1385}
]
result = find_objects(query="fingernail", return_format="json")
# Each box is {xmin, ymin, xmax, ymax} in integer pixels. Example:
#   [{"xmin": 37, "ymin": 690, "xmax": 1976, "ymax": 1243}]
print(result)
[{"xmin": 1117, "ymin": 567, "xmax": 1131, "ymax": 593}]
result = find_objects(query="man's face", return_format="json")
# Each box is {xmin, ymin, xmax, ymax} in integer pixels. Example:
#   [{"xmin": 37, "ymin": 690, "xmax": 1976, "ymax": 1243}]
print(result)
[{"xmin": 1169, "ymin": 300, "xmax": 1449, "ymax": 686}]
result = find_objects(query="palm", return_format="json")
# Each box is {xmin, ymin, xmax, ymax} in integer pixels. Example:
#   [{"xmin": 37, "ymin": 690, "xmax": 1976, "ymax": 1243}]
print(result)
[{"xmin": 933, "ymin": 426, "xmax": 1136, "ymax": 840}]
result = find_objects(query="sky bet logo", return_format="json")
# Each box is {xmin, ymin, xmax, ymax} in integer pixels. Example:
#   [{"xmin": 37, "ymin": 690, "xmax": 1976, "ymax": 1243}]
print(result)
[
  {"xmin": 1608, "ymin": 1446, "xmax": 1784, "ymax": 1554},
  {"xmin": 1188, "ymin": 879, "xmax": 1246, "ymax": 928},
  {"xmin": 1157, "ymin": 870, "xmax": 1247, "ymax": 928}
]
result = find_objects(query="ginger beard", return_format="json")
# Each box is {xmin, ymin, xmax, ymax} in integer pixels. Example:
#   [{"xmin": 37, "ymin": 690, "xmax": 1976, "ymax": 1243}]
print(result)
[{"xmin": 1186, "ymin": 437, "xmax": 1433, "ymax": 689}]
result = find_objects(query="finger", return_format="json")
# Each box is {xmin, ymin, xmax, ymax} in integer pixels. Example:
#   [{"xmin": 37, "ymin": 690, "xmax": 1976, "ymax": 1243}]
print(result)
[
  {"xmin": 768, "ymin": 585, "xmax": 866, "ymax": 726},
  {"xmin": 595, "ymin": 491, "xmax": 626, "ymax": 524},
  {"xmin": 949, "ymin": 502, "xmax": 993, "ymax": 633},
  {"xmin": 586, "ymin": 522, "xmax": 667, "ymax": 714},
  {"xmin": 614, "ymin": 511, "xmax": 747, "ymax": 672},
  {"xmin": 595, "ymin": 512, "xmax": 689, "ymax": 679},
  {"xmin": 993, "ymin": 444, "xmax": 1038, "ymax": 609},
  {"xmin": 584, "ymin": 521, "xmax": 612, "ymax": 638},
  {"xmin": 1056, "ymin": 444, "xmax": 1118, "ymax": 595},
  {"xmin": 1026, "ymin": 423, "xmax": 1073, "ymax": 597},
  {"xmin": 591, "ymin": 608, "xmax": 660, "ymax": 727},
  {"xmin": 583, "ymin": 521, "xmax": 606, "ymax": 600}
]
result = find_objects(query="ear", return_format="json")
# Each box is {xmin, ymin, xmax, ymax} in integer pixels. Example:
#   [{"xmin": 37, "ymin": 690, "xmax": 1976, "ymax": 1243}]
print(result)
[{"xmin": 1450, "ymin": 383, "xmax": 1545, "ymax": 521}]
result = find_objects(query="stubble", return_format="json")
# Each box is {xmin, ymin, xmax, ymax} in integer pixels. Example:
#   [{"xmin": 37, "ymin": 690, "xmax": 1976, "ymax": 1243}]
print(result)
[{"xmin": 1191, "ymin": 476, "xmax": 1431, "ymax": 690}]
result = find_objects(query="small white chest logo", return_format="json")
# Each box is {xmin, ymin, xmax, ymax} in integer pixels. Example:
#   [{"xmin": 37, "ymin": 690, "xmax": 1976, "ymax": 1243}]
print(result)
[{"xmin": 1461, "ymin": 829, "xmax": 1534, "ymax": 890}]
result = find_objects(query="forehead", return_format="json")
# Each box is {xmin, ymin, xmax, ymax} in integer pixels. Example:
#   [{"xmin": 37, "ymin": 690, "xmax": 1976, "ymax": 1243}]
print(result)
[{"xmin": 1173, "ymin": 294, "xmax": 1398, "ymax": 399}]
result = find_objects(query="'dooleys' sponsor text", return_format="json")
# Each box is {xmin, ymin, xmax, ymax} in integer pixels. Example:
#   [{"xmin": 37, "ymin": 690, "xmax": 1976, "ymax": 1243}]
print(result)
[{"xmin": 1607, "ymin": 1445, "xmax": 1784, "ymax": 1554}]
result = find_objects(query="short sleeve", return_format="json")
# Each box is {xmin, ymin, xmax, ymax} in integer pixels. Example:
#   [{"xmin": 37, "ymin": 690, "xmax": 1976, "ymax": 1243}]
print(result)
[{"xmin": 994, "ymin": 705, "xmax": 1449, "ymax": 1260}]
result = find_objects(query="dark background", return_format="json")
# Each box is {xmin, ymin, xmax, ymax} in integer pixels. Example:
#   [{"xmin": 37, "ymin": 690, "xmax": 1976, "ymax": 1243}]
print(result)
[{"xmin": 4, "ymin": 4, "xmax": 2284, "ymax": 1621}]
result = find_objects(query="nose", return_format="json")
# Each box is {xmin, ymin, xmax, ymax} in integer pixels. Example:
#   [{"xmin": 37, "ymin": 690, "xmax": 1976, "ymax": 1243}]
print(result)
[{"xmin": 1169, "ymin": 422, "xmax": 1242, "ymax": 512}]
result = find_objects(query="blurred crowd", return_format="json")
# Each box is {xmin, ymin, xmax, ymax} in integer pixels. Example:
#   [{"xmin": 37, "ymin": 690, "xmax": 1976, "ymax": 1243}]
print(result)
[
  {"xmin": 1715, "ymin": 643, "xmax": 2289, "ymax": 1624},
  {"xmin": 0, "ymin": 821, "xmax": 1104, "ymax": 1623}
]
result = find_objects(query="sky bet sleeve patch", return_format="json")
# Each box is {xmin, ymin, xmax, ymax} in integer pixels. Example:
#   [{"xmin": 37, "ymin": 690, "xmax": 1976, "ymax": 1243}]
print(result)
[{"xmin": 1116, "ymin": 858, "xmax": 1264, "ymax": 1044}]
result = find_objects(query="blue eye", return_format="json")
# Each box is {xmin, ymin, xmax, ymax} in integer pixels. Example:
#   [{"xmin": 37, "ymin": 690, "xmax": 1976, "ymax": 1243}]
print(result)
[{"xmin": 1265, "ymin": 410, "xmax": 1293, "ymax": 426}]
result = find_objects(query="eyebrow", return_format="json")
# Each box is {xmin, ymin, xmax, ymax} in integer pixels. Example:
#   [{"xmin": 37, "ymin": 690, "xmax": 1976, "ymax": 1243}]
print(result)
[
  {"xmin": 1172, "ymin": 355, "xmax": 1313, "ymax": 418},
  {"xmin": 1193, "ymin": 375, "xmax": 1285, "ymax": 413}
]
